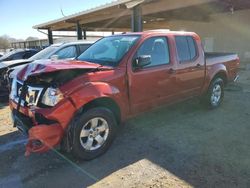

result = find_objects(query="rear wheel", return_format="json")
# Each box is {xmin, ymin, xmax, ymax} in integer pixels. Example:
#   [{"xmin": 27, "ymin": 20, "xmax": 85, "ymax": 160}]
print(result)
[
  {"xmin": 204, "ymin": 78, "xmax": 224, "ymax": 109},
  {"xmin": 71, "ymin": 107, "xmax": 117, "ymax": 160}
]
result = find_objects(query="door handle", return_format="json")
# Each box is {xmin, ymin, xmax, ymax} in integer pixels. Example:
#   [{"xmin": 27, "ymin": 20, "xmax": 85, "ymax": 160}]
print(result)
[{"xmin": 169, "ymin": 68, "xmax": 176, "ymax": 74}]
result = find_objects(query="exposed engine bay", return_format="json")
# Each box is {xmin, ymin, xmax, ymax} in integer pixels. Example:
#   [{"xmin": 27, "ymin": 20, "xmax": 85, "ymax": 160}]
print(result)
[
  {"xmin": 25, "ymin": 69, "xmax": 90, "ymax": 87},
  {"xmin": 10, "ymin": 68, "xmax": 93, "ymax": 109}
]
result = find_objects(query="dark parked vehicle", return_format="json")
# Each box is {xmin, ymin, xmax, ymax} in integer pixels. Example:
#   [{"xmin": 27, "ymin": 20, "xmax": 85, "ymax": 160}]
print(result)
[
  {"xmin": 0, "ymin": 41, "xmax": 94, "ymax": 97},
  {"xmin": 0, "ymin": 49, "xmax": 38, "ymax": 62}
]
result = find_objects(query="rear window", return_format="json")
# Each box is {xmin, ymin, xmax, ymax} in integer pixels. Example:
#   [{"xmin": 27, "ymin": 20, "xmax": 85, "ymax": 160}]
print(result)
[
  {"xmin": 11, "ymin": 52, "xmax": 25, "ymax": 60},
  {"xmin": 175, "ymin": 36, "xmax": 197, "ymax": 62},
  {"xmin": 23, "ymin": 51, "xmax": 37, "ymax": 59}
]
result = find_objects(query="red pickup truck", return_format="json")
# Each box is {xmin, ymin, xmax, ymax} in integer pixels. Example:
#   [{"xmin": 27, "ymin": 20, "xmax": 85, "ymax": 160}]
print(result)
[{"xmin": 9, "ymin": 30, "xmax": 240, "ymax": 160}]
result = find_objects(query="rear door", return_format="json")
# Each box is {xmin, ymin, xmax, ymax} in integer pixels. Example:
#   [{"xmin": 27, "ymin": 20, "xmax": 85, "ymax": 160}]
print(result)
[
  {"xmin": 174, "ymin": 35, "xmax": 205, "ymax": 97},
  {"xmin": 128, "ymin": 36, "xmax": 176, "ymax": 113}
]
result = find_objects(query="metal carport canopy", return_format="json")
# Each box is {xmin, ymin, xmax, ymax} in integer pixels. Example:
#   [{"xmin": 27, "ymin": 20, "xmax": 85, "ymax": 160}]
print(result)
[
  {"xmin": 33, "ymin": 0, "xmax": 218, "ymax": 32},
  {"xmin": 33, "ymin": 0, "xmax": 250, "ymax": 44}
]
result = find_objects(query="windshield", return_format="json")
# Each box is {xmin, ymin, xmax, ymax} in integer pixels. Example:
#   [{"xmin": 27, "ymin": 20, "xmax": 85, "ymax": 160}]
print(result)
[
  {"xmin": 77, "ymin": 35, "xmax": 140, "ymax": 67},
  {"xmin": 29, "ymin": 46, "xmax": 59, "ymax": 61}
]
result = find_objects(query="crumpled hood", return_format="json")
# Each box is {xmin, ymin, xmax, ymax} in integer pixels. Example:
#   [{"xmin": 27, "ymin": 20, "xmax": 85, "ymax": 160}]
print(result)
[
  {"xmin": 0, "ymin": 59, "xmax": 32, "ymax": 69},
  {"xmin": 17, "ymin": 59, "xmax": 106, "ymax": 81}
]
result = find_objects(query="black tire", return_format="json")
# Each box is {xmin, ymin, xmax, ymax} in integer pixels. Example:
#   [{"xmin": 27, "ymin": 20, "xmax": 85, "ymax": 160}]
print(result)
[
  {"xmin": 71, "ymin": 107, "xmax": 117, "ymax": 160},
  {"xmin": 203, "ymin": 78, "xmax": 224, "ymax": 109}
]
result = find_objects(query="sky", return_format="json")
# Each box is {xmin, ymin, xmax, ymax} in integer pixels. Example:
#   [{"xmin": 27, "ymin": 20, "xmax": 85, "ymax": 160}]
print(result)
[{"xmin": 0, "ymin": 0, "xmax": 113, "ymax": 40}]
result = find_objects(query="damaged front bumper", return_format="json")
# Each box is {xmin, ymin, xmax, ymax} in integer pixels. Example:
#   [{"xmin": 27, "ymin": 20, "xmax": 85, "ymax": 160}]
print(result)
[
  {"xmin": 25, "ymin": 124, "xmax": 64, "ymax": 156},
  {"xmin": 9, "ymin": 98, "xmax": 76, "ymax": 156}
]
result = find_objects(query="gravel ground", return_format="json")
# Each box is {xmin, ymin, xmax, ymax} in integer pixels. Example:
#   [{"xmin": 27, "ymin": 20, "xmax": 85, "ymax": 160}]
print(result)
[{"xmin": 0, "ymin": 69, "xmax": 250, "ymax": 188}]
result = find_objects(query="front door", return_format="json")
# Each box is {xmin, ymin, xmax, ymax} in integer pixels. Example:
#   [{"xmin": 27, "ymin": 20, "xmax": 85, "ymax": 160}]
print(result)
[{"xmin": 128, "ymin": 36, "xmax": 176, "ymax": 114}]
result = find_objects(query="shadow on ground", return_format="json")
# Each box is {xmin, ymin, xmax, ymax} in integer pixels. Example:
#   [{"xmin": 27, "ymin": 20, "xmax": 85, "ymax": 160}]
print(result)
[
  {"xmin": 0, "ymin": 84, "xmax": 250, "ymax": 188},
  {"xmin": 0, "ymin": 102, "xmax": 8, "ymax": 110},
  {"xmin": 0, "ymin": 96, "xmax": 8, "ymax": 105}
]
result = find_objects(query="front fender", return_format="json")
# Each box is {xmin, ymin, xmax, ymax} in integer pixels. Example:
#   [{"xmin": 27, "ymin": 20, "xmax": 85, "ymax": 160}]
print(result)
[{"xmin": 69, "ymin": 82, "xmax": 124, "ymax": 112}]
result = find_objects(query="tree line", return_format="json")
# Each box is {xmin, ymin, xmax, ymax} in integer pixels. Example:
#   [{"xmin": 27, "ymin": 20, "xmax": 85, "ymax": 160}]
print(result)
[{"xmin": 0, "ymin": 35, "xmax": 39, "ymax": 50}]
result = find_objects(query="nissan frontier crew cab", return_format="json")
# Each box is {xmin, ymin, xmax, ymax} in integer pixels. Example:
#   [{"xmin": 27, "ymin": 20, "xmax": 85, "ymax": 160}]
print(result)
[{"xmin": 9, "ymin": 30, "xmax": 240, "ymax": 160}]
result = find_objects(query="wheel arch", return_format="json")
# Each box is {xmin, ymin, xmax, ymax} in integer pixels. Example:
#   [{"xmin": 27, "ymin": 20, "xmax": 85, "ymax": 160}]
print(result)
[
  {"xmin": 211, "ymin": 71, "xmax": 228, "ymax": 85},
  {"xmin": 62, "ymin": 97, "xmax": 121, "ymax": 152},
  {"xmin": 78, "ymin": 97, "xmax": 121, "ymax": 124},
  {"xmin": 201, "ymin": 69, "xmax": 228, "ymax": 97}
]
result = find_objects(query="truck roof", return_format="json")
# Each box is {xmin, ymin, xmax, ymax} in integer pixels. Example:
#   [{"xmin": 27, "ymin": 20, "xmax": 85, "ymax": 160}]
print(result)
[{"xmin": 121, "ymin": 30, "xmax": 199, "ymax": 37}]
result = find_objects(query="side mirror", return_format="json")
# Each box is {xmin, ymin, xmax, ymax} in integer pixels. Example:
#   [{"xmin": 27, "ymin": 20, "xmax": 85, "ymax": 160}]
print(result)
[
  {"xmin": 50, "ymin": 55, "xmax": 59, "ymax": 61},
  {"xmin": 134, "ymin": 55, "xmax": 151, "ymax": 68}
]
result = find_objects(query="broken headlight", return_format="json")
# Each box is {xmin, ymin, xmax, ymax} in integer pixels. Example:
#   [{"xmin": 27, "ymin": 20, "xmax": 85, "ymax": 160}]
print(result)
[{"xmin": 41, "ymin": 87, "xmax": 63, "ymax": 107}]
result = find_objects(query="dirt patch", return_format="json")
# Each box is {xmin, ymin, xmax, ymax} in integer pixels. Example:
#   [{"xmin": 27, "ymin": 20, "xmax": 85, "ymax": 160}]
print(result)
[{"xmin": 0, "ymin": 103, "xmax": 16, "ymax": 137}]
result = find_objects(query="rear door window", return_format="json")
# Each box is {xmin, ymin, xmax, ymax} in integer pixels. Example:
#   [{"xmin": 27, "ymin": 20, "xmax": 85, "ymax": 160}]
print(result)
[
  {"xmin": 187, "ymin": 37, "xmax": 197, "ymax": 59},
  {"xmin": 79, "ymin": 44, "xmax": 91, "ymax": 54},
  {"xmin": 175, "ymin": 36, "xmax": 197, "ymax": 62},
  {"xmin": 55, "ymin": 46, "xmax": 77, "ymax": 59}
]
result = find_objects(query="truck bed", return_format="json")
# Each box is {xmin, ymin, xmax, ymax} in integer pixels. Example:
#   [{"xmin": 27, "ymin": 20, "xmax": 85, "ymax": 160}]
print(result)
[
  {"xmin": 205, "ymin": 52, "xmax": 238, "ymax": 65},
  {"xmin": 205, "ymin": 52, "xmax": 239, "ymax": 82}
]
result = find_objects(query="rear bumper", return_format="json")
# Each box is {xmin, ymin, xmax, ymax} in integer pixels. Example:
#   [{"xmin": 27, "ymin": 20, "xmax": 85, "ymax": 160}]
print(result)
[{"xmin": 9, "ymin": 98, "xmax": 76, "ymax": 155}]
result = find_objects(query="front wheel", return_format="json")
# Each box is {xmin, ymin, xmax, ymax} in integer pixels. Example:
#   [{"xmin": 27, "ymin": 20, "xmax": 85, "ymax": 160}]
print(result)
[
  {"xmin": 204, "ymin": 78, "xmax": 224, "ymax": 109},
  {"xmin": 71, "ymin": 107, "xmax": 118, "ymax": 160}
]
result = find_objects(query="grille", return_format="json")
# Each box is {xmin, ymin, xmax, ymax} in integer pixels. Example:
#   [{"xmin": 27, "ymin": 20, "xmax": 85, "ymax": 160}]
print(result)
[{"xmin": 14, "ymin": 80, "xmax": 44, "ymax": 106}]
